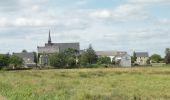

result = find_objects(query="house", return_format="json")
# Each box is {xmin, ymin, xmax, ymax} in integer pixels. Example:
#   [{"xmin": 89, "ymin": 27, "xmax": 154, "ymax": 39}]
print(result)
[
  {"xmin": 135, "ymin": 52, "xmax": 149, "ymax": 65},
  {"xmin": 37, "ymin": 30, "xmax": 80, "ymax": 66},
  {"xmin": 13, "ymin": 52, "xmax": 36, "ymax": 67},
  {"xmin": 96, "ymin": 51, "xmax": 131, "ymax": 67},
  {"xmin": 115, "ymin": 53, "xmax": 131, "ymax": 67}
]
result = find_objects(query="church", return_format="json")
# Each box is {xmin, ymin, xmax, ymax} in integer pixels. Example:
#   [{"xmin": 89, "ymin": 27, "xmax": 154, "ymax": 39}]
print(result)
[{"xmin": 37, "ymin": 31, "xmax": 80, "ymax": 66}]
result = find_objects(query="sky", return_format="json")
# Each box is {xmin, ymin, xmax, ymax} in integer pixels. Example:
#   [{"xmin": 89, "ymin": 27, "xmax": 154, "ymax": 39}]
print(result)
[{"xmin": 0, "ymin": 0, "xmax": 170, "ymax": 56}]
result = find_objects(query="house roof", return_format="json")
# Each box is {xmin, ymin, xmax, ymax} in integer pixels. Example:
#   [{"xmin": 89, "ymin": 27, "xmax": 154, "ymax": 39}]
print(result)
[
  {"xmin": 96, "ymin": 51, "xmax": 127, "ymax": 56},
  {"xmin": 135, "ymin": 52, "xmax": 149, "ymax": 57},
  {"xmin": 13, "ymin": 52, "xmax": 34, "ymax": 60}
]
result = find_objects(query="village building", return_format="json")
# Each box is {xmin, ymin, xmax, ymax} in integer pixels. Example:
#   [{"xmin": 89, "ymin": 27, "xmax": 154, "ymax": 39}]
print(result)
[
  {"xmin": 135, "ymin": 52, "xmax": 149, "ymax": 65},
  {"xmin": 13, "ymin": 52, "xmax": 36, "ymax": 67},
  {"xmin": 37, "ymin": 30, "xmax": 80, "ymax": 66},
  {"xmin": 96, "ymin": 51, "xmax": 131, "ymax": 67}
]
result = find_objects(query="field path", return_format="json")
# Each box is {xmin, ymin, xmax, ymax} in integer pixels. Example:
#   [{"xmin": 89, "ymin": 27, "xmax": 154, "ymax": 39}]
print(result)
[{"xmin": 0, "ymin": 96, "xmax": 7, "ymax": 100}]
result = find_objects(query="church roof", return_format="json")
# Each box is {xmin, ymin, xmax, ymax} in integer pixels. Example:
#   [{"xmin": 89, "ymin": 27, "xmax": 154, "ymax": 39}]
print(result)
[{"xmin": 37, "ymin": 31, "xmax": 80, "ymax": 54}]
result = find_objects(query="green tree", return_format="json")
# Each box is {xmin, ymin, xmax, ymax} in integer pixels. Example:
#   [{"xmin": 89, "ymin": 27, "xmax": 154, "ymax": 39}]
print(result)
[
  {"xmin": 33, "ymin": 52, "xmax": 38, "ymax": 66},
  {"xmin": 10, "ymin": 55, "xmax": 23, "ymax": 69},
  {"xmin": 64, "ymin": 48, "xmax": 78, "ymax": 67},
  {"xmin": 22, "ymin": 49, "xmax": 27, "ymax": 53},
  {"xmin": 165, "ymin": 48, "xmax": 170, "ymax": 64},
  {"xmin": 150, "ymin": 54, "xmax": 162, "ymax": 63},
  {"xmin": 49, "ymin": 52, "xmax": 66, "ymax": 68},
  {"xmin": 49, "ymin": 48, "xmax": 79, "ymax": 68},
  {"xmin": 0, "ymin": 54, "xmax": 10, "ymax": 69},
  {"xmin": 79, "ymin": 52, "xmax": 89, "ymax": 66},
  {"xmin": 80, "ymin": 45, "xmax": 98, "ymax": 66},
  {"xmin": 131, "ymin": 51, "xmax": 137, "ymax": 63},
  {"xmin": 67, "ymin": 57, "xmax": 76, "ymax": 67},
  {"xmin": 97, "ymin": 56, "xmax": 111, "ymax": 65}
]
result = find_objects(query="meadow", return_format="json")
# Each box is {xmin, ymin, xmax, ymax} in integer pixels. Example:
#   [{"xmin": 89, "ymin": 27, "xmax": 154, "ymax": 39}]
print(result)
[{"xmin": 1, "ymin": 67, "xmax": 170, "ymax": 100}]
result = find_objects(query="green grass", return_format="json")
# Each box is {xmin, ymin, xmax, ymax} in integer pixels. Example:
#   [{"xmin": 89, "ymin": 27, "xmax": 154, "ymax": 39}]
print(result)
[{"xmin": 1, "ymin": 67, "xmax": 170, "ymax": 100}]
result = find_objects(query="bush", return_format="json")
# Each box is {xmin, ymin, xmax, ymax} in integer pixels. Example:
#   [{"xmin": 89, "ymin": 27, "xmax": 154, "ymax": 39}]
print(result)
[
  {"xmin": 49, "ymin": 52, "xmax": 66, "ymax": 68},
  {"xmin": 10, "ymin": 55, "xmax": 23, "ymax": 69},
  {"xmin": 80, "ymin": 45, "xmax": 98, "ymax": 66},
  {"xmin": 0, "ymin": 54, "xmax": 10, "ymax": 68},
  {"xmin": 97, "ymin": 56, "xmax": 111, "ymax": 65}
]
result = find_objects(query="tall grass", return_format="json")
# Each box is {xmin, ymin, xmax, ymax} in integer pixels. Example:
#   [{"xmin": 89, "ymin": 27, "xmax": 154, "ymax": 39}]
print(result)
[{"xmin": 1, "ymin": 67, "xmax": 170, "ymax": 100}]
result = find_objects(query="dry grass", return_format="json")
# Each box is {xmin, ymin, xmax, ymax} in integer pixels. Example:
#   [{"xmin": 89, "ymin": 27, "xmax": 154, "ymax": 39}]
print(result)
[
  {"xmin": 0, "ymin": 96, "xmax": 6, "ymax": 100},
  {"xmin": 1, "ymin": 67, "xmax": 170, "ymax": 100}
]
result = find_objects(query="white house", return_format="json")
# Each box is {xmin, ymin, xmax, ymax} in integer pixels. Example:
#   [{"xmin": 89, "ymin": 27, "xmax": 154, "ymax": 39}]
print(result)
[{"xmin": 96, "ymin": 51, "xmax": 131, "ymax": 67}]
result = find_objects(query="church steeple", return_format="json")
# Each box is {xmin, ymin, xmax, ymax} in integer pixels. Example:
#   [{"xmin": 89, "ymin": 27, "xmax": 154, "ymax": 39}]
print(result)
[{"xmin": 48, "ymin": 30, "xmax": 52, "ymax": 44}]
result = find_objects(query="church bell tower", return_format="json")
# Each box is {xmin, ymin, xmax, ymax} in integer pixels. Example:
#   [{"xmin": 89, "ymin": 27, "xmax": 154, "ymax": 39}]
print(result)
[{"xmin": 48, "ymin": 30, "xmax": 52, "ymax": 44}]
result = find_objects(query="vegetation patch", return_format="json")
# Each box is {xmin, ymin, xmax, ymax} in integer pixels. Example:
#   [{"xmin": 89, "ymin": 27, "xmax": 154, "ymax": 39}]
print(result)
[{"xmin": 1, "ymin": 67, "xmax": 170, "ymax": 100}]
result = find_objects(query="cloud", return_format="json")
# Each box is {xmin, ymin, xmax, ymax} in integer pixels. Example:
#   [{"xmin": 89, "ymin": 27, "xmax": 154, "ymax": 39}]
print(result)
[
  {"xmin": 157, "ymin": 18, "xmax": 170, "ymax": 25},
  {"xmin": 0, "ymin": 0, "xmax": 169, "ymax": 56},
  {"xmin": 76, "ymin": 0, "xmax": 88, "ymax": 6},
  {"xmin": 128, "ymin": 0, "xmax": 170, "ymax": 4},
  {"xmin": 89, "ymin": 4, "xmax": 148, "ymax": 21}
]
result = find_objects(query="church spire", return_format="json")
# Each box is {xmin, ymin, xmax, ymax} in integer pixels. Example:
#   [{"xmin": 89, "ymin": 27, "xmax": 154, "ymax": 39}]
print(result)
[{"xmin": 48, "ymin": 30, "xmax": 52, "ymax": 44}]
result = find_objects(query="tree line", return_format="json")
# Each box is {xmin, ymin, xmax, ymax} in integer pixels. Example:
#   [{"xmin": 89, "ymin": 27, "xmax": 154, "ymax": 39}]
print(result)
[
  {"xmin": 1, "ymin": 47, "xmax": 170, "ymax": 69},
  {"xmin": 48, "ymin": 45, "xmax": 111, "ymax": 68},
  {"xmin": 0, "ymin": 54, "xmax": 23, "ymax": 69}
]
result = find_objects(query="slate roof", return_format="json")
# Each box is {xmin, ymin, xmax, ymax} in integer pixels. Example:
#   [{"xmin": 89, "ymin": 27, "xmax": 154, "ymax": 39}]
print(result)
[
  {"xmin": 37, "ymin": 45, "xmax": 59, "ymax": 54},
  {"xmin": 13, "ymin": 52, "xmax": 35, "ymax": 63},
  {"xmin": 96, "ymin": 51, "xmax": 127, "ymax": 56},
  {"xmin": 37, "ymin": 31, "xmax": 80, "ymax": 54},
  {"xmin": 135, "ymin": 52, "xmax": 149, "ymax": 57},
  {"xmin": 38, "ymin": 42, "xmax": 80, "ymax": 54}
]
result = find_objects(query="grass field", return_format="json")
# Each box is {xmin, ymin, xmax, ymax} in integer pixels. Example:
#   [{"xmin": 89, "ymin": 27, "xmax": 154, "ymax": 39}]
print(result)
[{"xmin": 1, "ymin": 67, "xmax": 170, "ymax": 100}]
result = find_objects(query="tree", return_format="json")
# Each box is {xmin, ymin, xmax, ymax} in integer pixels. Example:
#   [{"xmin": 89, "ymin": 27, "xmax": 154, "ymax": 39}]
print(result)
[
  {"xmin": 10, "ymin": 55, "xmax": 23, "ymax": 69},
  {"xmin": 165, "ymin": 48, "xmax": 170, "ymax": 64},
  {"xmin": 131, "ymin": 51, "xmax": 137, "ymax": 63},
  {"xmin": 49, "ymin": 48, "xmax": 79, "ymax": 68},
  {"xmin": 49, "ymin": 52, "xmax": 66, "ymax": 68},
  {"xmin": 150, "ymin": 54, "xmax": 162, "ymax": 63},
  {"xmin": 33, "ymin": 52, "xmax": 38, "ymax": 66},
  {"xmin": 0, "ymin": 54, "xmax": 10, "ymax": 69},
  {"xmin": 22, "ymin": 49, "xmax": 27, "ymax": 53},
  {"xmin": 97, "ymin": 56, "xmax": 111, "ymax": 65},
  {"xmin": 64, "ymin": 48, "xmax": 78, "ymax": 67},
  {"xmin": 67, "ymin": 57, "xmax": 76, "ymax": 67},
  {"xmin": 80, "ymin": 45, "xmax": 98, "ymax": 66},
  {"xmin": 79, "ymin": 52, "xmax": 89, "ymax": 66}
]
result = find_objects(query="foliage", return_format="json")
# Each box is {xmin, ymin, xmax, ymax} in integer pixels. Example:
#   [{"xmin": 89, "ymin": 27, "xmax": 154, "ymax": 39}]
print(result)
[
  {"xmin": 0, "ymin": 54, "xmax": 10, "ymax": 68},
  {"xmin": 79, "ymin": 52, "xmax": 89, "ymax": 66},
  {"xmin": 10, "ymin": 55, "xmax": 23, "ymax": 68},
  {"xmin": 67, "ymin": 57, "xmax": 76, "ymax": 67},
  {"xmin": 150, "ymin": 54, "xmax": 162, "ymax": 63},
  {"xmin": 49, "ymin": 52, "xmax": 66, "ymax": 68},
  {"xmin": 33, "ymin": 52, "xmax": 38, "ymax": 65},
  {"xmin": 146, "ymin": 58, "xmax": 151, "ymax": 64},
  {"xmin": 131, "ymin": 51, "xmax": 137, "ymax": 63},
  {"xmin": 64, "ymin": 48, "xmax": 78, "ymax": 67},
  {"xmin": 80, "ymin": 45, "xmax": 98, "ymax": 66},
  {"xmin": 49, "ymin": 48, "xmax": 78, "ymax": 68},
  {"xmin": 165, "ymin": 48, "xmax": 170, "ymax": 64},
  {"xmin": 97, "ymin": 56, "xmax": 111, "ymax": 65},
  {"xmin": 22, "ymin": 49, "xmax": 27, "ymax": 53}
]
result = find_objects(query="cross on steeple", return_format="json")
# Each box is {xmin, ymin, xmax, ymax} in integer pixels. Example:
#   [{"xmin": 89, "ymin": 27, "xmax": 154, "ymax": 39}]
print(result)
[{"xmin": 48, "ymin": 30, "xmax": 52, "ymax": 44}]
